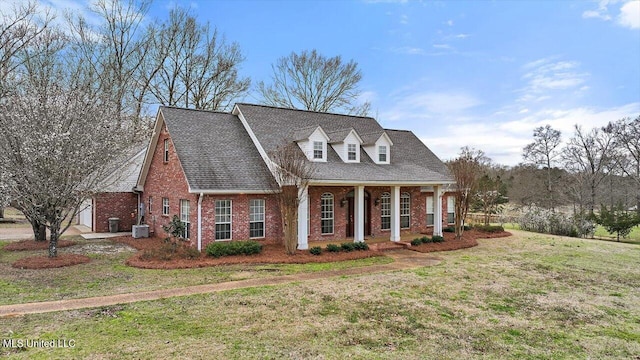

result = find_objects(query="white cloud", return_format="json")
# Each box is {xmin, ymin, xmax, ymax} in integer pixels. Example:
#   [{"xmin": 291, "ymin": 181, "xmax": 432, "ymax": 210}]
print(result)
[
  {"xmin": 390, "ymin": 46, "xmax": 426, "ymax": 55},
  {"xmin": 518, "ymin": 57, "xmax": 589, "ymax": 102},
  {"xmin": 400, "ymin": 14, "xmax": 409, "ymax": 24},
  {"xmin": 432, "ymin": 44, "xmax": 452, "ymax": 49},
  {"xmin": 618, "ymin": 1, "xmax": 640, "ymax": 29},
  {"xmin": 446, "ymin": 19, "xmax": 454, "ymax": 26}
]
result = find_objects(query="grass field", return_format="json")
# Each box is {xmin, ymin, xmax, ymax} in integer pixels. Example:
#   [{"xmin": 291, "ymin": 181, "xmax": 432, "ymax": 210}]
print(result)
[{"xmin": 1, "ymin": 230, "xmax": 638, "ymax": 359}]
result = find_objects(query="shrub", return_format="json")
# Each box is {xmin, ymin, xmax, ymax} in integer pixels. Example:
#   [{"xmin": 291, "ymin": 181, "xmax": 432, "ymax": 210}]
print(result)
[
  {"xmin": 432, "ymin": 235, "xmax": 444, "ymax": 243},
  {"xmin": 309, "ymin": 246, "xmax": 322, "ymax": 256},
  {"xmin": 475, "ymin": 225, "xmax": 504, "ymax": 233},
  {"xmin": 443, "ymin": 226, "xmax": 455, "ymax": 233},
  {"xmin": 326, "ymin": 244, "xmax": 341, "ymax": 252},
  {"xmin": 340, "ymin": 242, "xmax": 356, "ymax": 252},
  {"xmin": 141, "ymin": 242, "xmax": 201, "ymax": 261},
  {"xmin": 353, "ymin": 242, "xmax": 369, "ymax": 251},
  {"xmin": 410, "ymin": 238, "xmax": 422, "ymax": 246},
  {"xmin": 421, "ymin": 236, "xmax": 432, "ymax": 243},
  {"xmin": 518, "ymin": 205, "xmax": 594, "ymax": 238},
  {"xmin": 206, "ymin": 240, "xmax": 262, "ymax": 258}
]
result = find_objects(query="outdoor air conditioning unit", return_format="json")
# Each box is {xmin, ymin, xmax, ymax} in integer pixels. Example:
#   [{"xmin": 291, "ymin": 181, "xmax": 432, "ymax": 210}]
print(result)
[{"xmin": 132, "ymin": 225, "xmax": 149, "ymax": 238}]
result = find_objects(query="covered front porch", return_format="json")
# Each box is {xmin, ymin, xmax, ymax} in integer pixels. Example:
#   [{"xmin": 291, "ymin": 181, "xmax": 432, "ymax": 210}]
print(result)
[{"xmin": 297, "ymin": 183, "xmax": 452, "ymax": 250}]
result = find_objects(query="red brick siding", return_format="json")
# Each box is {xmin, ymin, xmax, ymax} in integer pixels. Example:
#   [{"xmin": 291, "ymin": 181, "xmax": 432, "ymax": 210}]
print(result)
[
  {"xmin": 141, "ymin": 123, "xmax": 197, "ymax": 239},
  {"xmin": 93, "ymin": 192, "xmax": 137, "ymax": 232},
  {"xmin": 200, "ymin": 194, "xmax": 282, "ymax": 248}
]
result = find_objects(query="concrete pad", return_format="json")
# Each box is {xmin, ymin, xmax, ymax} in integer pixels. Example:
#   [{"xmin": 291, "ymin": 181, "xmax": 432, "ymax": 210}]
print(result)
[{"xmin": 81, "ymin": 232, "xmax": 132, "ymax": 240}]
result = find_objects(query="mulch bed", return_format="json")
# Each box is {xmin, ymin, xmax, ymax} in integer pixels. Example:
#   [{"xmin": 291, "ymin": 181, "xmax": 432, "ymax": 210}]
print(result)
[
  {"xmin": 112, "ymin": 237, "xmax": 383, "ymax": 269},
  {"xmin": 11, "ymin": 254, "xmax": 91, "ymax": 269},
  {"xmin": 409, "ymin": 229, "xmax": 512, "ymax": 253},
  {"xmin": 4, "ymin": 239, "xmax": 76, "ymax": 251}
]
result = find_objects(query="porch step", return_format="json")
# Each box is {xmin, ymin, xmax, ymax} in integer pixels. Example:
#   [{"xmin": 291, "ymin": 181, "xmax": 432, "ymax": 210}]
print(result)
[{"xmin": 369, "ymin": 241, "xmax": 412, "ymax": 252}]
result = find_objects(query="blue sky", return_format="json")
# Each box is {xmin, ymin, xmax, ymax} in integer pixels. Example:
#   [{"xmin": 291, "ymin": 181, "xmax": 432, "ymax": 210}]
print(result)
[{"xmin": 14, "ymin": 0, "xmax": 640, "ymax": 165}]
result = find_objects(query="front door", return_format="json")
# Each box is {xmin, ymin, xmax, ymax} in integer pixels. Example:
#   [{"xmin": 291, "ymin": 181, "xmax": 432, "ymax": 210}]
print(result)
[{"xmin": 346, "ymin": 190, "xmax": 371, "ymax": 237}]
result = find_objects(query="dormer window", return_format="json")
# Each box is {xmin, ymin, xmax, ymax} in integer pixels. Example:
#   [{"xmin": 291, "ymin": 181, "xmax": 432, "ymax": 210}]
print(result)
[
  {"xmin": 313, "ymin": 141, "xmax": 324, "ymax": 159},
  {"xmin": 379, "ymin": 145, "xmax": 387, "ymax": 162},
  {"xmin": 347, "ymin": 144, "xmax": 357, "ymax": 161}
]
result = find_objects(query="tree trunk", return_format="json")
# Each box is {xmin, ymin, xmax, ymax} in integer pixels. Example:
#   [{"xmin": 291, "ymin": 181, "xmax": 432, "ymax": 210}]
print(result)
[
  {"xmin": 31, "ymin": 220, "xmax": 46, "ymax": 242},
  {"xmin": 48, "ymin": 223, "xmax": 59, "ymax": 257},
  {"xmin": 0, "ymin": 207, "xmax": 4, "ymax": 219}
]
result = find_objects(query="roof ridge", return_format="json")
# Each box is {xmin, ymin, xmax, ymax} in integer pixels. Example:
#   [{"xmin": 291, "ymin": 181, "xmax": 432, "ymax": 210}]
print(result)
[
  {"xmin": 236, "ymin": 103, "xmax": 375, "ymax": 120},
  {"xmin": 160, "ymin": 106, "xmax": 231, "ymax": 115}
]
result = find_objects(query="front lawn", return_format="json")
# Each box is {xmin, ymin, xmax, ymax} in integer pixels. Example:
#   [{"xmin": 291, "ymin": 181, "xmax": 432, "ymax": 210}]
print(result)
[
  {"xmin": 1, "ymin": 230, "xmax": 638, "ymax": 359},
  {"xmin": 0, "ymin": 237, "xmax": 392, "ymax": 306}
]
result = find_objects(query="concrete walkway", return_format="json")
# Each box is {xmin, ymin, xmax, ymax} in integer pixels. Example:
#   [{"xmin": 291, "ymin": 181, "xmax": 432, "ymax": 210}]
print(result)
[{"xmin": 0, "ymin": 249, "xmax": 441, "ymax": 318}]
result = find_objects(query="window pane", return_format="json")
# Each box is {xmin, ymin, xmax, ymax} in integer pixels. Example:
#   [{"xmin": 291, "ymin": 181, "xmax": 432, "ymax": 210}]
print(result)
[
  {"xmin": 320, "ymin": 193, "xmax": 334, "ymax": 234},
  {"xmin": 162, "ymin": 198, "xmax": 169, "ymax": 215},
  {"xmin": 380, "ymin": 192, "xmax": 390, "ymax": 230},
  {"xmin": 249, "ymin": 199, "xmax": 265, "ymax": 238},
  {"xmin": 180, "ymin": 199, "xmax": 190, "ymax": 238},
  {"xmin": 379, "ymin": 146, "xmax": 387, "ymax": 162},
  {"xmin": 347, "ymin": 144, "xmax": 357, "ymax": 160},
  {"xmin": 426, "ymin": 196, "xmax": 434, "ymax": 226},
  {"xmin": 400, "ymin": 192, "xmax": 410, "ymax": 229},
  {"xmin": 313, "ymin": 141, "xmax": 323, "ymax": 159},
  {"xmin": 215, "ymin": 200, "xmax": 232, "ymax": 240}
]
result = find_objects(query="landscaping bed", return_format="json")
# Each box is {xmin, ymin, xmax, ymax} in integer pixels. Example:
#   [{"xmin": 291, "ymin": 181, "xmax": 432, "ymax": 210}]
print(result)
[
  {"xmin": 11, "ymin": 254, "xmax": 91, "ymax": 269},
  {"xmin": 113, "ymin": 237, "xmax": 384, "ymax": 269},
  {"xmin": 4, "ymin": 239, "xmax": 76, "ymax": 251},
  {"xmin": 410, "ymin": 229, "xmax": 512, "ymax": 253}
]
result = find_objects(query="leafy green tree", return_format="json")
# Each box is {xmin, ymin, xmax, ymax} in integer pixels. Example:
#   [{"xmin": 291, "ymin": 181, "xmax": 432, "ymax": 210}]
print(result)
[{"xmin": 595, "ymin": 204, "xmax": 640, "ymax": 241}]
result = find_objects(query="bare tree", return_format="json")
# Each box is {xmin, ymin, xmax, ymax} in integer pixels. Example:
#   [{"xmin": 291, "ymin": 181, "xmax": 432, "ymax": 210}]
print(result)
[
  {"xmin": 562, "ymin": 125, "xmax": 616, "ymax": 215},
  {"xmin": 0, "ymin": 25, "xmax": 140, "ymax": 257},
  {"xmin": 605, "ymin": 116, "xmax": 640, "ymax": 213},
  {"xmin": 147, "ymin": 8, "xmax": 250, "ymax": 111},
  {"xmin": 257, "ymin": 49, "xmax": 370, "ymax": 116},
  {"xmin": 523, "ymin": 125, "xmax": 562, "ymax": 209},
  {"xmin": 473, "ymin": 171, "xmax": 508, "ymax": 226},
  {"xmin": 447, "ymin": 147, "xmax": 489, "ymax": 239},
  {"xmin": 0, "ymin": 1, "xmax": 52, "ymax": 98},
  {"xmin": 269, "ymin": 143, "xmax": 315, "ymax": 255}
]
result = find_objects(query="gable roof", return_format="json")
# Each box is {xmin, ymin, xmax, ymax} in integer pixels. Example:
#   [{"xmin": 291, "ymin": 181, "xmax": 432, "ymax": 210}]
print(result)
[
  {"xmin": 159, "ymin": 107, "xmax": 277, "ymax": 192},
  {"xmin": 100, "ymin": 147, "xmax": 146, "ymax": 192},
  {"xmin": 234, "ymin": 103, "xmax": 453, "ymax": 184}
]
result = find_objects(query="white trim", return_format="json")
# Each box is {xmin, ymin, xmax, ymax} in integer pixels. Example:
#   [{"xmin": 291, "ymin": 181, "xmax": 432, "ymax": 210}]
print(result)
[
  {"xmin": 308, "ymin": 180, "xmax": 456, "ymax": 186},
  {"xmin": 197, "ymin": 193, "xmax": 203, "ymax": 251},
  {"xmin": 390, "ymin": 186, "xmax": 401, "ymax": 242},
  {"xmin": 188, "ymin": 188, "xmax": 276, "ymax": 195}
]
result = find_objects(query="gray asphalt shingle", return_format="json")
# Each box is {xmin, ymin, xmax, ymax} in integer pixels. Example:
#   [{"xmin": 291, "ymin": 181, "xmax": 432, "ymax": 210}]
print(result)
[{"xmin": 161, "ymin": 107, "xmax": 278, "ymax": 191}]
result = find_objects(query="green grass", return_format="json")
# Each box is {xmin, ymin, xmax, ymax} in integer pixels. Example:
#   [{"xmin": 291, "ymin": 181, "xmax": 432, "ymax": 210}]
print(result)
[
  {"xmin": 0, "ymin": 238, "xmax": 392, "ymax": 306},
  {"xmin": 1, "ymin": 230, "xmax": 638, "ymax": 359}
]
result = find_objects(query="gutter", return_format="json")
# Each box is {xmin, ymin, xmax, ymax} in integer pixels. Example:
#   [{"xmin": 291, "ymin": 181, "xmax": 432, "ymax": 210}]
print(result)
[{"xmin": 197, "ymin": 193, "xmax": 203, "ymax": 252}]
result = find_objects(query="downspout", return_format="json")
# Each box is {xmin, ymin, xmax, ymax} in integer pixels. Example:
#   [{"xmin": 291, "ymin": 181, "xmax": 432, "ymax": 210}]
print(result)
[{"xmin": 197, "ymin": 193, "xmax": 203, "ymax": 252}]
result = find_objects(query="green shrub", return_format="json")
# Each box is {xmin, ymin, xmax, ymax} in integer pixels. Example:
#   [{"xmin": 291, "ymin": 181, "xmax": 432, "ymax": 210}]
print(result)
[
  {"xmin": 443, "ymin": 226, "xmax": 455, "ymax": 233},
  {"xmin": 432, "ymin": 235, "xmax": 444, "ymax": 243},
  {"xmin": 353, "ymin": 242, "xmax": 369, "ymax": 251},
  {"xmin": 340, "ymin": 242, "xmax": 356, "ymax": 252},
  {"xmin": 326, "ymin": 244, "xmax": 341, "ymax": 252},
  {"xmin": 421, "ymin": 236, "xmax": 432, "ymax": 243},
  {"xmin": 475, "ymin": 225, "xmax": 504, "ymax": 233},
  {"xmin": 206, "ymin": 240, "xmax": 262, "ymax": 258},
  {"xmin": 410, "ymin": 238, "xmax": 422, "ymax": 246},
  {"xmin": 309, "ymin": 246, "xmax": 322, "ymax": 256}
]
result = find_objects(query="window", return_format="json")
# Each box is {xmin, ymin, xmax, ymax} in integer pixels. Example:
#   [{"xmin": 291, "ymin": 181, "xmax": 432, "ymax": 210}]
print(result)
[
  {"xmin": 215, "ymin": 200, "xmax": 232, "ymax": 240},
  {"xmin": 313, "ymin": 141, "xmax": 323, "ymax": 159},
  {"xmin": 148, "ymin": 196, "xmax": 153, "ymax": 214},
  {"xmin": 163, "ymin": 139, "xmax": 169, "ymax": 162},
  {"xmin": 180, "ymin": 199, "xmax": 190, "ymax": 239},
  {"xmin": 447, "ymin": 196, "xmax": 455, "ymax": 224},
  {"xmin": 400, "ymin": 192, "xmax": 410, "ymax": 229},
  {"xmin": 379, "ymin": 145, "xmax": 387, "ymax": 162},
  {"xmin": 380, "ymin": 192, "xmax": 391, "ymax": 230},
  {"xmin": 249, "ymin": 199, "xmax": 265, "ymax": 239},
  {"xmin": 162, "ymin": 197, "xmax": 169, "ymax": 216},
  {"xmin": 347, "ymin": 143, "xmax": 357, "ymax": 161},
  {"xmin": 426, "ymin": 196, "xmax": 434, "ymax": 226},
  {"xmin": 320, "ymin": 193, "xmax": 334, "ymax": 234}
]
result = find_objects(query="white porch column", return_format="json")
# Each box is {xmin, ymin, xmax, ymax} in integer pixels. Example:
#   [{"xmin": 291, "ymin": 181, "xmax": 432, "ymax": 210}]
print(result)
[
  {"xmin": 390, "ymin": 186, "xmax": 401, "ymax": 242},
  {"xmin": 297, "ymin": 185, "xmax": 309, "ymax": 250},
  {"xmin": 434, "ymin": 185, "xmax": 443, "ymax": 237},
  {"xmin": 354, "ymin": 185, "xmax": 365, "ymax": 243}
]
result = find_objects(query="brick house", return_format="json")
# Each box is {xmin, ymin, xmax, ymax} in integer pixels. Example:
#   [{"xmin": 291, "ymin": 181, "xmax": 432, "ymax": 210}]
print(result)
[
  {"xmin": 78, "ymin": 148, "xmax": 146, "ymax": 232},
  {"xmin": 136, "ymin": 104, "xmax": 456, "ymax": 251}
]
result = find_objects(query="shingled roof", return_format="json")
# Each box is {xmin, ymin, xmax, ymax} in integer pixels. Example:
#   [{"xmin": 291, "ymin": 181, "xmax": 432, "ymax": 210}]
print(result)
[
  {"xmin": 160, "ymin": 107, "xmax": 277, "ymax": 192},
  {"xmin": 235, "ymin": 103, "xmax": 453, "ymax": 184}
]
